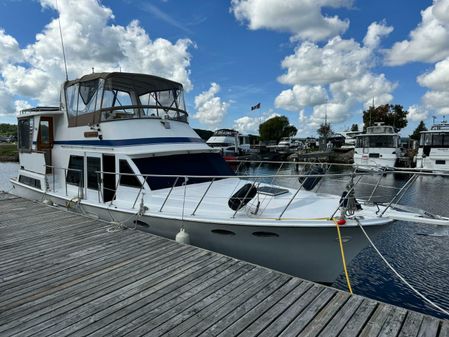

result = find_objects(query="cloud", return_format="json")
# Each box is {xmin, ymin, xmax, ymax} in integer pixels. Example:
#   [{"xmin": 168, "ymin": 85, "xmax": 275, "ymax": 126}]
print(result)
[
  {"xmin": 385, "ymin": 0, "xmax": 449, "ymax": 65},
  {"xmin": 417, "ymin": 57, "xmax": 449, "ymax": 115},
  {"xmin": 275, "ymin": 25, "xmax": 395, "ymax": 126},
  {"xmin": 0, "ymin": 0, "xmax": 193, "ymax": 114},
  {"xmin": 275, "ymin": 85, "xmax": 328, "ymax": 111},
  {"xmin": 363, "ymin": 21, "xmax": 394, "ymax": 49},
  {"xmin": 407, "ymin": 105, "xmax": 429, "ymax": 122},
  {"xmin": 233, "ymin": 112, "xmax": 280, "ymax": 134},
  {"xmin": 230, "ymin": 0, "xmax": 352, "ymax": 41},
  {"xmin": 193, "ymin": 83, "xmax": 230, "ymax": 128}
]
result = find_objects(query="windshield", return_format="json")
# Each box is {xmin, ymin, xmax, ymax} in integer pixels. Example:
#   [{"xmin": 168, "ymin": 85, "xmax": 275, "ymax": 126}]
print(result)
[
  {"xmin": 356, "ymin": 135, "xmax": 398, "ymax": 148},
  {"xmin": 420, "ymin": 133, "xmax": 449, "ymax": 147},
  {"xmin": 133, "ymin": 152, "xmax": 235, "ymax": 190}
]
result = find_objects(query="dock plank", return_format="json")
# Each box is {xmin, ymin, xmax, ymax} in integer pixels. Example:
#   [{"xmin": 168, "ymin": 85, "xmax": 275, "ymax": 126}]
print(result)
[{"xmin": 0, "ymin": 194, "xmax": 446, "ymax": 337}]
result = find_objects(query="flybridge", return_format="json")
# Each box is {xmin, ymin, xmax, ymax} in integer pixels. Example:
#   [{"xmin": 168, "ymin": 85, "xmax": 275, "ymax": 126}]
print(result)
[{"xmin": 63, "ymin": 72, "xmax": 188, "ymax": 127}]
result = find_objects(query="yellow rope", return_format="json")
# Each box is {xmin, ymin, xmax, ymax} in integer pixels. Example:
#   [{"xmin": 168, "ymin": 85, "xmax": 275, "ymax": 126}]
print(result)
[{"xmin": 333, "ymin": 219, "xmax": 353, "ymax": 294}]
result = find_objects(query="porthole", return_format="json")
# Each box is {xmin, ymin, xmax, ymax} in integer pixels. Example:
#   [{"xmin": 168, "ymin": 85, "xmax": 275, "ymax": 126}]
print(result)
[
  {"xmin": 133, "ymin": 220, "xmax": 150, "ymax": 228},
  {"xmin": 252, "ymin": 231, "xmax": 279, "ymax": 238},
  {"xmin": 211, "ymin": 229, "xmax": 236, "ymax": 236}
]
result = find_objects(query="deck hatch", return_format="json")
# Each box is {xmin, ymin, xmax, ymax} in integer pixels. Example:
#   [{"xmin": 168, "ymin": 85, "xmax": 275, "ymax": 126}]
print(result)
[{"xmin": 257, "ymin": 186, "xmax": 289, "ymax": 196}]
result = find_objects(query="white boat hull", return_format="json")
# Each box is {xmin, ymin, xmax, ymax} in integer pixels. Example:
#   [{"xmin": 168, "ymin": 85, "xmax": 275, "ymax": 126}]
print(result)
[{"xmin": 10, "ymin": 180, "xmax": 389, "ymax": 284}]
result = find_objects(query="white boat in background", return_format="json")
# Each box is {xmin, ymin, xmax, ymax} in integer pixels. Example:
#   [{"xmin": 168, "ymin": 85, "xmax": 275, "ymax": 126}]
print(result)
[
  {"xmin": 206, "ymin": 128, "xmax": 251, "ymax": 154},
  {"xmin": 338, "ymin": 130, "xmax": 362, "ymax": 150},
  {"xmin": 10, "ymin": 72, "xmax": 449, "ymax": 284},
  {"xmin": 354, "ymin": 123, "xmax": 402, "ymax": 171},
  {"xmin": 415, "ymin": 121, "xmax": 449, "ymax": 172}
]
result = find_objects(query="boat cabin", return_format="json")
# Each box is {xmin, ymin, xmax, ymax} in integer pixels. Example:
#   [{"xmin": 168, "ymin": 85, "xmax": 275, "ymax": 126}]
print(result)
[{"xmin": 15, "ymin": 72, "xmax": 233, "ymax": 203}]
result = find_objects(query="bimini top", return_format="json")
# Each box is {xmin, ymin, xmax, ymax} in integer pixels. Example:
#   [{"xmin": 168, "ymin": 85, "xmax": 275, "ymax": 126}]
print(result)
[
  {"xmin": 63, "ymin": 72, "xmax": 188, "ymax": 127},
  {"xmin": 64, "ymin": 72, "xmax": 183, "ymax": 95}
]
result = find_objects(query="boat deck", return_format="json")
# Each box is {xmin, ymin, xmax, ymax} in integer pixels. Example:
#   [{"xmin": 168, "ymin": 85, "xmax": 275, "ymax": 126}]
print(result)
[{"xmin": 0, "ymin": 193, "xmax": 447, "ymax": 336}]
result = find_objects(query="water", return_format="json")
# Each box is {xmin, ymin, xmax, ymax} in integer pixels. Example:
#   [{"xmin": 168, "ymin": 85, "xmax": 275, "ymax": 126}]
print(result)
[
  {"xmin": 0, "ymin": 162, "xmax": 18, "ymax": 192},
  {"xmin": 1, "ymin": 161, "xmax": 448, "ymax": 318}
]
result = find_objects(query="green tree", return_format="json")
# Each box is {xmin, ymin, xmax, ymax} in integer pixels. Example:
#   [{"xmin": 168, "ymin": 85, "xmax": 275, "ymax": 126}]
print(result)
[
  {"xmin": 259, "ymin": 116, "xmax": 297, "ymax": 142},
  {"xmin": 362, "ymin": 104, "xmax": 408, "ymax": 131},
  {"xmin": 0, "ymin": 123, "xmax": 17, "ymax": 136},
  {"xmin": 317, "ymin": 123, "xmax": 332, "ymax": 138},
  {"xmin": 410, "ymin": 121, "xmax": 427, "ymax": 141},
  {"xmin": 350, "ymin": 124, "xmax": 359, "ymax": 131}
]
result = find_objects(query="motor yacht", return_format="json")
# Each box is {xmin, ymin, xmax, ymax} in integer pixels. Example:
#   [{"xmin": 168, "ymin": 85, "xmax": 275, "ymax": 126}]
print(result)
[
  {"xmin": 415, "ymin": 121, "xmax": 449, "ymax": 172},
  {"xmin": 354, "ymin": 123, "xmax": 402, "ymax": 171},
  {"xmin": 11, "ymin": 72, "xmax": 449, "ymax": 283}
]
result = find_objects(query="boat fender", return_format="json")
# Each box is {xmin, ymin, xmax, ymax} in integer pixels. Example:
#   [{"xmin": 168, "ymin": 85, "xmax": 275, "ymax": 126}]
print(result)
[
  {"xmin": 175, "ymin": 227, "xmax": 190, "ymax": 244},
  {"xmin": 299, "ymin": 166, "xmax": 325, "ymax": 191},
  {"xmin": 228, "ymin": 183, "xmax": 257, "ymax": 211}
]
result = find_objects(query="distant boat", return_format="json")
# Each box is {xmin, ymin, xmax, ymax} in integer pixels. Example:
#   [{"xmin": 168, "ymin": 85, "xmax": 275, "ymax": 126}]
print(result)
[
  {"xmin": 415, "ymin": 121, "xmax": 449, "ymax": 172},
  {"xmin": 206, "ymin": 128, "xmax": 251, "ymax": 155},
  {"xmin": 353, "ymin": 123, "xmax": 402, "ymax": 171}
]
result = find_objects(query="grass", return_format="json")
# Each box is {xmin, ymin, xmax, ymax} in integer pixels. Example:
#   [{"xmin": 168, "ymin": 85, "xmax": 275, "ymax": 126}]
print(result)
[{"xmin": 0, "ymin": 143, "xmax": 18, "ymax": 161}]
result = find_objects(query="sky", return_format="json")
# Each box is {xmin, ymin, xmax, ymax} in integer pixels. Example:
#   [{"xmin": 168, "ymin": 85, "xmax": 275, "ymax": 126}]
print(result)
[{"xmin": 1, "ymin": 0, "xmax": 449, "ymax": 137}]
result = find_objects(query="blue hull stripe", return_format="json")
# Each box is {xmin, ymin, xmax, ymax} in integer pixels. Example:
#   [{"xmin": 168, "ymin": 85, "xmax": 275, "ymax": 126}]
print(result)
[{"xmin": 52, "ymin": 137, "xmax": 205, "ymax": 147}]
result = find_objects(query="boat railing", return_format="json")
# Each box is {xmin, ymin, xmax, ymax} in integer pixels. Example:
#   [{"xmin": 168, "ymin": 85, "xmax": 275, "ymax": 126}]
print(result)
[
  {"xmin": 44, "ymin": 165, "xmax": 84, "ymax": 199},
  {"xmin": 45, "ymin": 162, "xmax": 449, "ymax": 220}
]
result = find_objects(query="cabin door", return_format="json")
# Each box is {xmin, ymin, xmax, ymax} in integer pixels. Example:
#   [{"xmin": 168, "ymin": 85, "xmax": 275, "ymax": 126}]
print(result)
[
  {"xmin": 103, "ymin": 154, "xmax": 116, "ymax": 202},
  {"xmin": 37, "ymin": 117, "xmax": 54, "ymax": 173}
]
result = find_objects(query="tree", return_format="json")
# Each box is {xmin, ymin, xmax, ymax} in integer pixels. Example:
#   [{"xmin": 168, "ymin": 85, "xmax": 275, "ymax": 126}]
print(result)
[
  {"xmin": 259, "ymin": 116, "xmax": 297, "ymax": 142},
  {"xmin": 362, "ymin": 104, "xmax": 408, "ymax": 131},
  {"xmin": 350, "ymin": 124, "xmax": 359, "ymax": 131},
  {"xmin": 317, "ymin": 123, "xmax": 332, "ymax": 138},
  {"xmin": 0, "ymin": 123, "xmax": 17, "ymax": 136},
  {"xmin": 410, "ymin": 121, "xmax": 427, "ymax": 141}
]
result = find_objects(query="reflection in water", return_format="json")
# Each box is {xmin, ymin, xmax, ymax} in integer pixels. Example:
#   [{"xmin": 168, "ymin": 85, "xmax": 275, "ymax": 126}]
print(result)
[{"xmin": 1, "ymin": 161, "xmax": 448, "ymax": 318}]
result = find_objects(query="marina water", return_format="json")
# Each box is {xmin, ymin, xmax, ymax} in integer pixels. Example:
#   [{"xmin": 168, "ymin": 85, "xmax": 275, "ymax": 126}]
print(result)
[{"xmin": 1, "ymin": 162, "xmax": 448, "ymax": 318}]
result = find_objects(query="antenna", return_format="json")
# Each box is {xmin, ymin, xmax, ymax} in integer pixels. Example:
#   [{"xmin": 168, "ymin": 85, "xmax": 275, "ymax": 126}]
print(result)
[{"xmin": 56, "ymin": 0, "xmax": 69, "ymax": 81}]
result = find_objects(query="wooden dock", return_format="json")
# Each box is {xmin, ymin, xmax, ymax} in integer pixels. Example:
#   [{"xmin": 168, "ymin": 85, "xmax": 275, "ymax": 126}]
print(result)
[{"xmin": 0, "ymin": 193, "xmax": 447, "ymax": 336}]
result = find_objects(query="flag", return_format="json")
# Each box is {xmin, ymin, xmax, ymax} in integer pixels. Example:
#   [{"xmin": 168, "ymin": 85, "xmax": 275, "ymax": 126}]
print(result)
[{"xmin": 251, "ymin": 103, "xmax": 261, "ymax": 111}]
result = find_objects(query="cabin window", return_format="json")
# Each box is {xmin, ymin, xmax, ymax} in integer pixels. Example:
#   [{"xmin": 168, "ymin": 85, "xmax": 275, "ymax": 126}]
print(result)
[
  {"xmin": 444, "ymin": 135, "xmax": 449, "ymax": 147},
  {"xmin": 18, "ymin": 118, "xmax": 33, "ymax": 151},
  {"xmin": 65, "ymin": 80, "xmax": 100, "ymax": 127},
  {"xmin": 66, "ymin": 155, "xmax": 84, "ymax": 187},
  {"xmin": 133, "ymin": 153, "xmax": 234, "ymax": 190},
  {"xmin": 119, "ymin": 160, "xmax": 142, "ymax": 188},
  {"xmin": 101, "ymin": 89, "xmax": 137, "ymax": 120},
  {"xmin": 432, "ymin": 134, "xmax": 444, "ymax": 147},
  {"xmin": 19, "ymin": 175, "xmax": 41, "ymax": 189},
  {"xmin": 87, "ymin": 157, "xmax": 101, "ymax": 190}
]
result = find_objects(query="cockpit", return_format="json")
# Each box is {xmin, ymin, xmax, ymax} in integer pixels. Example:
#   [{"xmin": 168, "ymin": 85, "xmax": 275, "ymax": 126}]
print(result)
[{"xmin": 63, "ymin": 72, "xmax": 188, "ymax": 127}]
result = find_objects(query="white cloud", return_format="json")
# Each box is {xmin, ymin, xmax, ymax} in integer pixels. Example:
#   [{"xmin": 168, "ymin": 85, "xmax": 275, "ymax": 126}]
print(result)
[
  {"xmin": 275, "ymin": 85, "xmax": 328, "ymax": 111},
  {"xmin": 363, "ymin": 21, "xmax": 394, "ymax": 49},
  {"xmin": 275, "ymin": 26, "xmax": 395, "ymax": 126},
  {"xmin": 230, "ymin": 0, "xmax": 352, "ymax": 41},
  {"xmin": 407, "ymin": 105, "xmax": 429, "ymax": 122},
  {"xmin": 417, "ymin": 57, "xmax": 449, "ymax": 115},
  {"xmin": 0, "ymin": 29, "xmax": 21, "ymax": 68},
  {"xmin": 193, "ymin": 83, "xmax": 230, "ymax": 128},
  {"xmin": 385, "ymin": 0, "xmax": 449, "ymax": 65},
  {"xmin": 233, "ymin": 112, "xmax": 280, "ymax": 134},
  {"xmin": 0, "ymin": 81, "xmax": 15, "ymax": 115},
  {"xmin": 417, "ymin": 57, "xmax": 449, "ymax": 90},
  {"xmin": 0, "ymin": 0, "xmax": 193, "ymax": 115}
]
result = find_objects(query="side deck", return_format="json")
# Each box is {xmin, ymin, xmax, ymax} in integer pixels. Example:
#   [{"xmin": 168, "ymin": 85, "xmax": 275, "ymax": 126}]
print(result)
[{"xmin": 0, "ymin": 193, "xmax": 447, "ymax": 336}]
